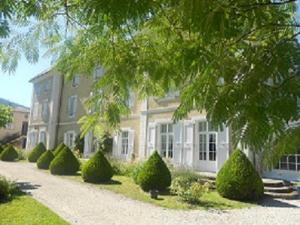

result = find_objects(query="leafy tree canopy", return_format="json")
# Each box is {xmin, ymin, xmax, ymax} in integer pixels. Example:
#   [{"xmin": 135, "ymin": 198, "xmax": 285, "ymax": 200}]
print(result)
[
  {"xmin": 0, "ymin": 104, "xmax": 12, "ymax": 128},
  {"xmin": 1, "ymin": 0, "xmax": 300, "ymax": 164}
]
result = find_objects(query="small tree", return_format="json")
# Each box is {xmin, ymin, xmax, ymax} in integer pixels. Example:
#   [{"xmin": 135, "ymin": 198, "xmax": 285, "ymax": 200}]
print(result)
[
  {"xmin": 216, "ymin": 149, "xmax": 264, "ymax": 201},
  {"xmin": 28, "ymin": 143, "xmax": 46, "ymax": 162},
  {"xmin": 82, "ymin": 151, "xmax": 114, "ymax": 183},
  {"xmin": 53, "ymin": 143, "xmax": 67, "ymax": 156},
  {"xmin": 37, "ymin": 150, "xmax": 55, "ymax": 170},
  {"xmin": 0, "ymin": 105, "xmax": 12, "ymax": 128},
  {"xmin": 137, "ymin": 151, "xmax": 171, "ymax": 192},
  {"xmin": 0, "ymin": 145, "xmax": 18, "ymax": 162}
]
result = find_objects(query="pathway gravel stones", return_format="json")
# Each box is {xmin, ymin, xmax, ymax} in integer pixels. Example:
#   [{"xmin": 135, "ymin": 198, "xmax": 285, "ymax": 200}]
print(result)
[{"xmin": 0, "ymin": 161, "xmax": 300, "ymax": 225}]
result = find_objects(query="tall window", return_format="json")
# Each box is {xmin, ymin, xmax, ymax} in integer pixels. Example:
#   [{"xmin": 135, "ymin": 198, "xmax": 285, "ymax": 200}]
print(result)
[
  {"xmin": 275, "ymin": 152, "xmax": 300, "ymax": 171},
  {"xmin": 121, "ymin": 131, "xmax": 129, "ymax": 155},
  {"xmin": 33, "ymin": 102, "xmax": 39, "ymax": 120},
  {"xmin": 39, "ymin": 131, "xmax": 47, "ymax": 146},
  {"xmin": 198, "ymin": 121, "xmax": 217, "ymax": 161},
  {"xmin": 65, "ymin": 131, "xmax": 76, "ymax": 148},
  {"xmin": 72, "ymin": 75, "xmax": 80, "ymax": 87},
  {"xmin": 160, "ymin": 124, "xmax": 174, "ymax": 159},
  {"xmin": 68, "ymin": 96, "xmax": 77, "ymax": 118},
  {"xmin": 41, "ymin": 101, "xmax": 49, "ymax": 119}
]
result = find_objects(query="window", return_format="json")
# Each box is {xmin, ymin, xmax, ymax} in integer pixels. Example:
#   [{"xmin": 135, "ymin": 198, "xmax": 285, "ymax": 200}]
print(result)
[
  {"xmin": 44, "ymin": 80, "xmax": 50, "ymax": 93},
  {"xmin": 29, "ymin": 132, "xmax": 38, "ymax": 147},
  {"xmin": 275, "ymin": 151, "xmax": 300, "ymax": 171},
  {"xmin": 160, "ymin": 124, "xmax": 174, "ymax": 159},
  {"xmin": 41, "ymin": 101, "xmax": 49, "ymax": 119},
  {"xmin": 125, "ymin": 92, "xmax": 135, "ymax": 108},
  {"xmin": 93, "ymin": 67, "xmax": 103, "ymax": 80},
  {"xmin": 5, "ymin": 123, "xmax": 14, "ymax": 129},
  {"xmin": 64, "ymin": 131, "xmax": 76, "ymax": 148},
  {"xmin": 39, "ymin": 131, "xmax": 47, "ymax": 146},
  {"xmin": 33, "ymin": 102, "xmax": 39, "ymax": 120},
  {"xmin": 68, "ymin": 96, "xmax": 77, "ymax": 118},
  {"xmin": 72, "ymin": 75, "xmax": 80, "ymax": 87},
  {"xmin": 121, "ymin": 131, "xmax": 129, "ymax": 155},
  {"xmin": 198, "ymin": 121, "xmax": 217, "ymax": 161}
]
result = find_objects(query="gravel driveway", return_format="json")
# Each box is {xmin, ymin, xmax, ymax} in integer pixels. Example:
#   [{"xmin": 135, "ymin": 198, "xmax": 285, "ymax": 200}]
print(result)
[{"xmin": 0, "ymin": 161, "xmax": 300, "ymax": 225}]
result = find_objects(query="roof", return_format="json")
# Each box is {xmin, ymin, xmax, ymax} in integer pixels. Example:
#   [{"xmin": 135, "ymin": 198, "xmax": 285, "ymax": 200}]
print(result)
[
  {"xmin": 29, "ymin": 68, "xmax": 53, "ymax": 83},
  {"xmin": 0, "ymin": 98, "xmax": 30, "ymax": 112}
]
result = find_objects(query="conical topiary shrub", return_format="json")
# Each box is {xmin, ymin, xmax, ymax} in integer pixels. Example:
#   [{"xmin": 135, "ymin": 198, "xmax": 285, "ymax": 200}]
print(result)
[
  {"xmin": 82, "ymin": 151, "xmax": 114, "ymax": 183},
  {"xmin": 28, "ymin": 143, "xmax": 46, "ymax": 162},
  {"xmin": 37, "ymin": 150, "xmax": 55, "ymax": 170},
  {"xmin": 53, "ymin": 143, "xmax": 66, "ymax": 156},
  {"xmin": 0, "ymin": 145, "xmax": 18, "ymax": 162},
  {"xmin": 137, "ymin": 151, "xmax": 171, "ymax": 191},
  {"xmin": 216, "ymin": 149, "xmax": 264, "ymax": 201},
  {"xmin": 49, "ymin": 146, "xmax": 80, "ymax": 175},
  {"xmin": 0, "ymin": 145, "xmax": 3, "ymax": 155}
]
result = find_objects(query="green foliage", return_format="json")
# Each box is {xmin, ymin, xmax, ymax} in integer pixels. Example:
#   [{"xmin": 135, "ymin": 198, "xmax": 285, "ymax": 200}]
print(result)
[
  {"xmin": 131, "ymin": 163, "xmax": 144, "ymax": 184},
  {"xmin": 81, "ymin": 151, "xmax": 113, "ymax": 183},
  {"xmin": 171, "ymin": 177, "xmax": 210, "ymax": 204},
  {"xmin": 37, "ymin": 150, "xmax": 55, "ymax": 170},
  {"xmin": 216, "ymin": 149, "xmax": 264, "ymax": 201},
  {"xmin": 0, "ymin": 176, "xmax": 18, "ymax": 202},
  {"xmin": 74, "ymin": 135, "xmax": 84, "ymax": 154},
  {"xmin": 137, "ymin": 151, "xmax": 171, "ymax": 192},
  {"xmin": 49, "ymin": 146, "xmax": 80, "ymax": 175},
  {"xmin": 53, "ymin": 143, "xmax": 66, "ymax": 156},
  {"xmin": 99, "ymin": 132, "xmax": 113, "ymax": 154},
  {"xmin": 28, "ymin": 143, "xmax": 46, "ymax": 162},
  {"xmin": 0, "ymin": 145, "xmax": 4, "ymax": 155},
  {"xmin": 15, "ymin": 148, "xmax": 27, "ymax": 160},
  {"xmin": 1, "ymin": 0, "xmax": 300, "ymax": 159},
  {"xmin": 0, "ymin": 104, "xmax": 12, "ymax": 128},
  {"xmin": 0, "ymin": 145, "xmax": 18, "ymax": 162}
]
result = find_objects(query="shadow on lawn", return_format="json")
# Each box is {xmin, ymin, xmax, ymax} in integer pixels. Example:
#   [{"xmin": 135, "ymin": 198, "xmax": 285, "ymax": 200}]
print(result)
[{"xmin": 258, "ymin": 197, "xmax": 299, "ymax": 208}]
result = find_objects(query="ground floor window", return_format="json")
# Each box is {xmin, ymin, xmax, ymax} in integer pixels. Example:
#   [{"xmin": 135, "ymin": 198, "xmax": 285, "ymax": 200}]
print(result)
[
  {"xmin": 39, "ymin": 131, "xmax": 47, "ymax": 146},
  {"xmin": 121, "ymin": 131, "xmax": 129, "ymax": 155},
  {"xmin": 198, "ymin": 121, "xmax": 217, "ymax": 161},
  {"xmin": 64, "ymin": 131, "xmax": 76, "ymax": 149},
  {"xmin": 160, "ymin": 123, "xmax": 174, "ymax": 159},
  {"xmin": 275, "ymin": 152, "xmax": 300, "ymax": 171}
]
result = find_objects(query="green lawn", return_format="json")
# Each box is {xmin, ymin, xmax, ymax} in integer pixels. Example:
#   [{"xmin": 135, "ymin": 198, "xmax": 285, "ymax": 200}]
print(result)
[
  {"xmin": 0, "ymin": 195, "xmax": 69, "ymax": 225},
  {"xmin": 62, "ymin": 173, "xmax": 252, "ymax": 210}
]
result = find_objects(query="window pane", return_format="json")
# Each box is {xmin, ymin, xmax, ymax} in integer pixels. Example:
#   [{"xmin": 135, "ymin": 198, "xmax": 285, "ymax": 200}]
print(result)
[
  {"xmin": 168, "ymin": 124, "xmax": 173, "ymax": 133},
  {"xmin": 209, "ymin": 134, "xmax": 216, "ymax": 161},
  {"xmin": 199, "ymin": 122, "xmax": 207, "ymax": 132},
  {"xmin": 161, "ymin": 135, "xmax": 167, "ymax": 157},
  {"xmin": 161, "ymin": 124, "xmax": 167, "ymax": 133},
  {"xmin": 168, "ymin": 135, "xmax": 173, "ymax": 158},
  {"xmin": 199, "ymin": 134, "xmax": 206, "ymax": 160},
  {"xmin": 208, "ymin": 122, "xmax": 217, "ymax": 132}
]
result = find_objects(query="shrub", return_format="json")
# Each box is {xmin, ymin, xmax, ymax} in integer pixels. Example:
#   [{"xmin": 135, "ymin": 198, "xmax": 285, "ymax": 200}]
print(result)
[
  {"xmin": 37, "ymin": 150, "xmax": 55, "ymax": 170},
  {"xmin": 131, "ymin": 163, "xmax": 144, "ymax": 184},
  {"xmin": 53, "ymin": 143, "xmax": 67, "ymax": 156},
  {"xmin": 0, "ymin": 145, "xmax": 4, "ymax": 154},
  {"xmin": 28, "ymin": 143, "xmax": 46, "ymax": 162},
  {"xmin": 137, "ymin": 151, "xmax": 171, "ymax": 192},
  {"xmin": 171, "ymin": 176, "xmax": 209, "ymax": 203},
  {"xmin": 216, "ymin": 149, "xmax": 264, "ymax": 201},
  {"xmin": 0, "ymin": 145, "xmax": 19, "ymax": 161},
  {"xmin": 49, "ymin": 146, "xmax": 80, "ymax": 175},
  {"xmin": 0, "ymin": 176, "xmax": 18, "ymax": 202},
  {"xmin": 81, "ymin": 151, "xmax": 114, "ymax": 183},
  {"xmin": 16, "ymin": 148, "xmax": 27, "ymax": 160}
]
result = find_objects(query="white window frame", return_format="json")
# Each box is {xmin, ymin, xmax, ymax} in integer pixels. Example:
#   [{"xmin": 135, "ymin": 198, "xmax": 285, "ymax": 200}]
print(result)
[
  {"xmin": 64, "ymin": 131, "xmax": 76, "ymax": 149},
  {"xmin": 121, "ymin": 131, "xmax": 129, "ymax": 155},
  {"xmin": 33, "ymin": 102, "xmax": 39, "ymax": 120},
  {"xmin": 276, "ymin": 153, "xmax": 300, "ymax": 171},
  {"xmin": 198, "ymin": 121, "xmax": 217, "ymax": 161},
  {"xmin": 71, "ymin": 75, "xmax": 80, "ymax": 87},
  {"xmin": 68, "ymin": 95, "xmax": 77, "ymax": 118},
  {"xmin": 160, "ymin": 123, "xmax": 174, "ymax": 159}
]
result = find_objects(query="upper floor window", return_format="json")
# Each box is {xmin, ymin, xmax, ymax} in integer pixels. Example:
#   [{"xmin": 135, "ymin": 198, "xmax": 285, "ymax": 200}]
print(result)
[
  {"xmin": 44, "ymin": 80, "xmax": 50, "ymax": 93},
  {"xmin": 93, "ymin": 67, "xmax": 103, "ymax": 80},
  {"xmin": 72, "ymin": 75, "xmax": 80, "ymax": 87},
  {"xmin": 41, "ymin": 100, "xmax": 49, "ymax": 119},
  {"xmin": 33, "ymin": 102, "xmax": 39, "ymax": 120},
  {"xmin": 68, "ymin": 96, "xmax": 77, "ymax": 118},
  {"xmin": 125, "ymin": 92, "xmax": 135, "ymax": 109}
]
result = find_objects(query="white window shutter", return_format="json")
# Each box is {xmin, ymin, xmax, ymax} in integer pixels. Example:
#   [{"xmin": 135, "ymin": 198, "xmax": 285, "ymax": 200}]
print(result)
[
  {"xmin": 183, "ymin": 121, "xmax": 194, "ymax": 167},
  {"xmin": 64, "ymin": 133, "xmax": 68, "ymax": 146},
  {"xmin": 147, "ymin": 123, "xmax": 156, "ymax": 156},
  {"xmin": 112, "ymin": 134, "xmax": 118, "ymax": 157},
  {"xmin": 173, "ymin": 122, "xmax": 182, "ymax": 164},
  {"xmin": 128, "ymin": 130, "xmax": 135, "ymax": 160}
]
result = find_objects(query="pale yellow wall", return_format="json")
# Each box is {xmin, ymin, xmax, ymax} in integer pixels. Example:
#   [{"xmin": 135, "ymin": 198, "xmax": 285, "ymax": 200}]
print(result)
[
  {"xmin": 0, "ymin": 110, "xmax": 29, "ymax": 139},
  {"xmin": 58, "ymin": 76, "xmax": 92, "ymax": 124}
]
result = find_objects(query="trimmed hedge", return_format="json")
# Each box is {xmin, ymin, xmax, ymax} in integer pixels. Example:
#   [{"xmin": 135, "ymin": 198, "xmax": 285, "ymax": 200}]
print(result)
[
  {"xmin": 28, "ymin": 143, "xmax": 46, "ymax": 162},
  {"xmin": 49, "ymin": 146, "xmax": 80, "ymax": 175},
  {"xmin": 82, "ymin": 151, "xmax": 114, "ymax": 183},
  {"xmin": 0, "ymin": 145, "xmax": 3, "ymax": 155},
  {"xmin": 137, "ymin": 151, "xmax": 171, "ymax": 191},
  {"xmin": 53, "ymin": 143, "xmax": 66, "ymax": 156},
  {"xmin": 216, "ymin": 149, "xmax": 264, "ymax": 201},
  {"xmin": 37, "ymin": 150, "xmax": 55, "ymax": 170},
  {"xmin": 0, "ymin": 145, "xmax": 18, "ymax": 162}
]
